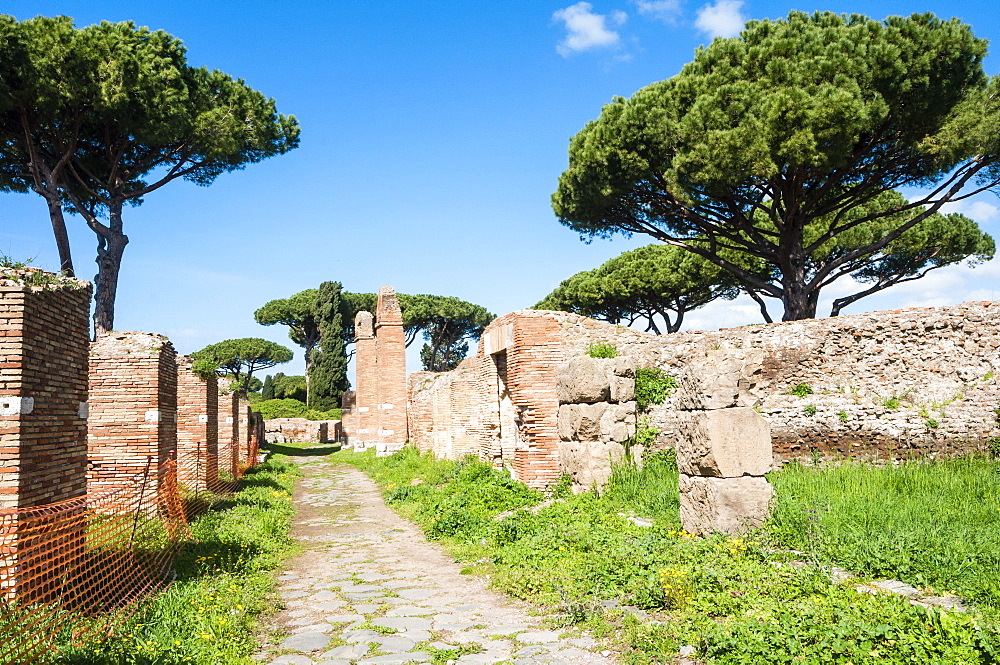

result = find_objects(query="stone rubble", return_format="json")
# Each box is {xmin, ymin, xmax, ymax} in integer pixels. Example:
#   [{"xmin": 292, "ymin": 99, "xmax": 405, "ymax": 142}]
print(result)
[{"xmin": 255, "ymin": 454, "xmax": 613, "ymax": 665}]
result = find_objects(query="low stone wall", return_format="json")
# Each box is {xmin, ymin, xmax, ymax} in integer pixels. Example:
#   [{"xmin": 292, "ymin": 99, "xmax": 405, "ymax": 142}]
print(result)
[{"xmin": 264, "ymin": 418, "xmax": 341, "ymax": 444}]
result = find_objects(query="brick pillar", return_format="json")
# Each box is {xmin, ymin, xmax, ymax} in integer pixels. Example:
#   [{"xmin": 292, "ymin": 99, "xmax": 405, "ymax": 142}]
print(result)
[
  {"xmin": 0, "ymin": 271, "xmax": 91, "ymax": 509},
  {"xmin": 237, "ymin": 399, "xmax": 251, "ymax": 466},
  {"xmin": 217, "ymin": 392, "xmax": 238, "ymax": 477},
  {"xmin": 375, "ymin": 286, "xmax": 407, "ymax": 455},
  {"xmin": 87, "ymin": 332, "xmax": 177, "ymax": 495},
  {"xmin": 353, "ymin": 311, "xmax": 377, "ymax": 450},
  {"xmin": 0, "ymin": 269, "xmax": 91, "ymax": 602},
  {"xmin": 176, "ymin": 355, "xmax": 218, "ymax": 491}
]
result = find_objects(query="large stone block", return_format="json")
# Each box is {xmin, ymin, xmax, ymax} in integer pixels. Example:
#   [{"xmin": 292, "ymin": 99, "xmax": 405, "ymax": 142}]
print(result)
[
  {"xmin": 676, "ymin": 349, "xmax": 763, "ymax": 410},
  {"xmin": 558, "ymin": 404, "xmax": 577, "ymax": 441},
  {"xmin": 676, "ymin": 407, "xmax": 771, "ymax": 477},
  {"xmin": 574, "ymin": 403, "xmax": 607, "ymax": 441},
  {"xmin": 678, "ymin": 474, "xmax": 773, "ymax": 535},
  {"xmin": 559, "ymin": 440, "xmax": 638, "ymax": 490},
  {"xmin": 599, "ymin": 402, "xmax": 637, "ymax": 443},
  {"xmin": 610, "ymin": 357, "xmax": 636, "ymax": 403},
  {"xmin": 557, "ymin": 356, "xmax": 611, "ymax": 404}
]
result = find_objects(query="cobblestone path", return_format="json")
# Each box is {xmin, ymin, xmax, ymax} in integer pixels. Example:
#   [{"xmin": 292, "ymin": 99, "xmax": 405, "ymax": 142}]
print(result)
[{"xmin": 255, "ymin": 451, "xmax": 614, "ymax": 665}]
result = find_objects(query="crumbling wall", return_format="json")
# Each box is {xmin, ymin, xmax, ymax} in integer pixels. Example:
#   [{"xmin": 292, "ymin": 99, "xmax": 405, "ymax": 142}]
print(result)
[
  {"xmin": 217, "ymin": 391, "xmax": 238, "ymax": 478},
  {"xmin": 0, "ymin": 270, "xmax": 91, "ymax": 509},
  {"xmin": 264, "ymin": 418, "xmax": 341, "ymax": 444},
  {"xmin": 408, "ymin": 364, "xmax": 483, "ymax": 460},
  {"xmin": 556, "ymin": 302, "xmax": 1000, "ymax": 462},
  {"xmin": 556, "ymin": 355, "xmax": 637, "ymax": 490},
  {"xmin": 87, "ymin": 332, "xmax": 177, "ymax": 494},
  {"xmin": 374, "ymin": 287, "xmax": 408, "ymax": 455},
  {"xmin": 351, "ymin": 311, "xmax": 377, "ymax": 449},
  {"xmin": 176, "ymin": 355, "xmax": 218, "ymax": 491}
]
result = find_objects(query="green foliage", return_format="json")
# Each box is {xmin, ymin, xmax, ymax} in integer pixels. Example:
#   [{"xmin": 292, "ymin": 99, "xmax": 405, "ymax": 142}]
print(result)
[
  {"xmin": 57, "ymin": 454, "xmax": 300, "ymax": 664},
  {"xmin": 339, "ymin": 447, "xmax": 999, "ymax": 662},
  {"xmin": 926, "ymin": 418, "xmax": 940, "ymax": 429},
  {"xmin": 766, "ymin": 457, "xmax": 1000, "ymax": 611},
  {"xmin": 0, "ymin": 15, "xmax": 300, "ymax": 333},
  {"xmin": 787, "ymin": 383, "xmax": 814, "ymax": 397},
  {"xmin": 252, "ymin": 398, "xmax": 341, "ymax": 422},
  {"xmin": 260, "ymin": 374, "xmax": 275, "ymax": 400},
  {"xmin": 535, "ymin": 244, "xmax": 739, "ymax": 333},
  {"xmin": 255, "ymin": 289, "xmax": 321, "ymax": 374},
  {"xmin": 586, "ymin": 342, "xmax": 618, "ymax": 358},
  {"xmin": 266, "ymin": 373, "xmax": 306, "ymax": 402},
  {"xmin": 310, "ymin": 281, "xmax": 350, "ymax": 410},
  {"xmin": 190, "ymin": 358, "xmax": 219, "ymax": 381},
  {"xmin": 838, "ymin": 410, "xmax": 849, "ymax": 423},
  {"xmin": 339, "ymin": 291, "xmax": 494, "ymax": 371},
  {"xmin": 803, "ymin": 404, "xmax": 818, "ymax": 416},
  {"xmin": 191, "ymin": 338, "xmax": 292, "ymax": 398},
  {"xmin": 635, "ymin": 368, "xmax": 676, "ymax": 412},
  {"xmin": 552, "ymin": 11, "xmax": 999, "ymax": 320}
]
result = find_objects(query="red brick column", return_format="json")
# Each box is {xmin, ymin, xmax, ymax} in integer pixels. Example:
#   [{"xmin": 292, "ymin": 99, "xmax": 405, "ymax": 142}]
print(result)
[
  {"xmin": 217, "ymin": 392, "xmax": 238, "ymax": 477},
  {"xmin": 237, "ymin": 399, "xmax": 251, "ymax": 466},
  {"xmin": 0, "ymin": 269, "xmax": 91, "ymax": 601},
  {"xmin": 353, "ymin": 311, "xmax": 377, "ymax": 450},
  {"xmin": 176, "ymin": 355, "xmax": 218, "ymax": 491},
  {"xmin": 375, "ymin": 287, "xmax": 407, "ymax": 454},
  {"xmin": 87, "ymin": 332, "xmax": 177, "ymax": 495},
  {"xmin": 0, "ymin": 272, "xmax": 91, "ymax": 509}
]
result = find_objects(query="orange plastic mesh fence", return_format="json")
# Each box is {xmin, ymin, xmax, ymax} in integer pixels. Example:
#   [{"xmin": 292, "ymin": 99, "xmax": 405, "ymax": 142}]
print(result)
[{"xmin": 0, "ymin": 425, "xmax": 264, "ymax": 664}]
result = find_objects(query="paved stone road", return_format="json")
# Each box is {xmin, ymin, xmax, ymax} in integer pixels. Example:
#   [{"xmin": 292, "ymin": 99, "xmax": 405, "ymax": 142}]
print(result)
[{"xmin": 255, "ymin": 453, "xmax": 614, "ymax": 665}]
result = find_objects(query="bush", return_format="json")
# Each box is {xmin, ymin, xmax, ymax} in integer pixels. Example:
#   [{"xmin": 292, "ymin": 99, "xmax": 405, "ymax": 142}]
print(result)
[
  {"xmin": 587, "ymin": 342, "xmax": 618, "ymax": 358},
  {"xmin": 787, "ymin": 383, "xmax": 813, "ymax": 397},
  {"xmin": 252, "ymin": 399, "xmax": 342, "ymax": 421},
  {"xmin": 635, "ymin": 368, "xmax": 677, "ymax": 412}
]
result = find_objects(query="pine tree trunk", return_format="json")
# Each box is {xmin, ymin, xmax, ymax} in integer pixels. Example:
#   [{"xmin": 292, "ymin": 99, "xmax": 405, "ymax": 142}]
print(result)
[
  {"xmin": 45, "ymin": 196, "xmax": 75, "ymax": 277},
  {"xmin": 92, "ymin": 207, "xmax": 128, "ymax": 337}
]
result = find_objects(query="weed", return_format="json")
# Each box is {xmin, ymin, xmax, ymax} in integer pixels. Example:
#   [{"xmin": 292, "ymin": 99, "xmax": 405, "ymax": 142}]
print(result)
[
  {"xmin": 587, "ymin": 342, "xmax": 617, "ymax": 359},
  {"xmin": 837, "ymin": 410, "xmax": 848, "ymax": 423},
  {"xmin": 926, "ymin": 418, "xmax": 940, "ymax": 429},
  {"xmin": 635, "ymin": 368, "xmax": 676, "ymax": 412},
  {"xmin": 787, "ymin": 383, "xmax": 813, "ymax": 397},
  {"xmin": 803, "ymin": 404, "xmax": 817, "ymax": 416}
]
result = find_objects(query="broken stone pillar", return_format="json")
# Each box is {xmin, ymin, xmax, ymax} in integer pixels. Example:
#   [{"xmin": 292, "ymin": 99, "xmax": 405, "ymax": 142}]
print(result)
[
  {"xmin": 352, "ymin": 311, "xmax": 377, "ymax": 450},
  {"xmin": 556, "ymin": 355, "xmax": 638, "ymax": 490},
  {"xmin": 676, "ymin": 349, "xmax": 773, "ymax": 535},
  {"xmin": 176, "ymin": 355, "xmax": 218, "ymax": 491},
  {"xmin": 374, "ymin": 287, "xmax": 407, "ymax": 456},
  {"xmin": 87, "ymin": 332, "xmax": 177, "ymax": 495}
]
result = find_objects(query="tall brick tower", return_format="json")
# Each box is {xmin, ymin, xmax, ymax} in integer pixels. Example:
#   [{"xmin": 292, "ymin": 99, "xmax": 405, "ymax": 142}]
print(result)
[
  {"xmin": 353, "ymin": 311, "xmax": 377, "ymax": 450},
  {"xmin": 374, "ymin": 286, "xmax": 407, "ymax": 454}
]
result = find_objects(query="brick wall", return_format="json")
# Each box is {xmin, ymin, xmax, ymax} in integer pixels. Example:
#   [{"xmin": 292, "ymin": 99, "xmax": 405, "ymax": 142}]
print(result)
[
  {"xmin": 352, "ymin": 312, "xmax": 377, "ymax": 448},
  {"xmin": 408, "ymin": 365, "xmax": 482, "ymax": 459},
  {"xmin": 264, "ymin": 418, "xmax": 341, "ymax": 443},
  {"xmin": 374, "ymin": 287, "xmax": 407, "ymax": 451},
  {"xmin": 217, "ymin": 391, "xmax": 238, "ymax": 477},
  {"xmin": 0, "ymin": 270, "xmax": 91, "ymax": 509},
  {"xmin": 176, "ymin": 355, "xmax": 218, "ymax": 491},
  {"xmin": 87, "ymin": 332, "xmax": 177, "ymax": 494}
]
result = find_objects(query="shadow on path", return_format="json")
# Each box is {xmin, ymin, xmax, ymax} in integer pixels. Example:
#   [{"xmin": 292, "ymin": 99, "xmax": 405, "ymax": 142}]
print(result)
[{"xmin": 263, "ymin": 443, "xmax": 341, "ymax": 458}]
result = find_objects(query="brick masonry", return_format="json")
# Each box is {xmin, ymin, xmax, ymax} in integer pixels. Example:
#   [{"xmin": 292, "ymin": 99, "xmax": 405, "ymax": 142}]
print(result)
[
  {"xmin": 351, "ymin": 311, "xmax": 377, "ymax": 447},
  {"xmin": 217, "ymin": 391, "xmax": 238, "ymax": 478},
  {"xmin": 0, "ymin": 269, "xmax": 91, "ymax": 509},
  {"xmin": 264, "ymin": 418, "xmax": 341, "ymax": 443},
  {"xmin": 87, "ymin": 332, "xmax": 177, "ymax": 494},
  {"xmin": 374, "ymin": 287, "xmax": 407, "ymax": 452},
  {"xmin": 176, "ymin": 355, "xmax": 218, "ymax": 491}
]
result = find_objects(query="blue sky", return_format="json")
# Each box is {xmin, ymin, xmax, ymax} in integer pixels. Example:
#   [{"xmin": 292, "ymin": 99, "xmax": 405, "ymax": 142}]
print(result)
[{"xmin": 3, "ymin": 1, "xmax": 1000, "ymax": 378}]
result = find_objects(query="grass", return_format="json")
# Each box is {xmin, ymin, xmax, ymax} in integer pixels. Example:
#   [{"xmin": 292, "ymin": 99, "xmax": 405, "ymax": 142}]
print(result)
[
  {"xmin": 55, "ymin": 451, "xmax": 301, "ymax": 664},
  {"xmin": 766, "ymin": 456, "xmax": 1000, "ymax": 611},
  {"xmin": 338, "ymin": 445, "xmax": 1000, "ymax": 664}
]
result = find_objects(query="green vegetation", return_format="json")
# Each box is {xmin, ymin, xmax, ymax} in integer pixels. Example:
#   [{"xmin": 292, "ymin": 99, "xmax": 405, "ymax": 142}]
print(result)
[
  {"xmin": 767, "ymin": 458, "xmax": 1000, "ymax": 611},
  {"xmin": 534, "ymin": 244, "xmax": 739, "ymax": 334},
  {"xmin": 787, "ymin": 383, "xmax": 814, "ymax": 397},
  {"xmin": 192, "ymin": 338, "xmax": 293, "ymax": 398},
  {"xmin": 339, "ymin": 447, "xmax": 1000, "ymax": 663},
  {"xmin": 253, "ymin": 398, "xmax": 341, "ymax": 421},
  {"xmin": 57, "ymin": 453, "xmax": 300, "ymax": 664},
  {"xmin": 552, "ymin": 11, "xmax": 1000, "ymax": 321},
  {"xmin": 803, "ymin": 404, "xmax": 817, "ymax": 416},
  {"xmin": 634, "ymin": 368, "xmax": 676, "ymax": 412},
  {"xmin": 586, "ymin": 342, "xmax": 618, "ymax": 359},
  {"xmin": 0, "ymin": 15, "xmax": 299, "ymax": 331},
  {"xmin": 838, "ymin": 410, "xmax": 849, "ymax": 423}
]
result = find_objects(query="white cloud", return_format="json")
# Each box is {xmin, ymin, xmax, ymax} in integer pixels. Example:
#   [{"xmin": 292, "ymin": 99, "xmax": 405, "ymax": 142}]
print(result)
[
  {"xmin": 695, "ymin": 0, "xmax": 745, "ymax": 39},
  {"xmin": 633, "ymin": 0, "xmax": 682, "ymax": 23},
  {"xmin": 553, "ymin": 2, "xmax": 625, "ymax": 57},
  {"xmin": 939, "ymin": 199, "xmax": 1000, "ymax": 224}
]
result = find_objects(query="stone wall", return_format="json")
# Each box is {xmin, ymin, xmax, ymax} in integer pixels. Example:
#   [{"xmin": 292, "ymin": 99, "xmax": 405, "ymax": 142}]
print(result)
[
  {"xmin": 0, "ymin": 270, "xmax": 91, "ymax": 509},
  {"xmin": 555, "ymin": 301, "xmax": 1000, "ymax": 462},
  {"xmin": 176, "ymin": 355, "xmax": 218, "ymax": 491},
  {"xmin": 264, "ymin": 418, "xmax": 341, "ymax": 444},
  {"xmin": 409, "ymin": 301, "xmax": 1000, "ymax": 488},
  {"xmin": 87, "ymin": 332, "xmax": 177, "ymax": 494}
]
